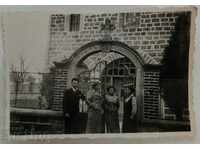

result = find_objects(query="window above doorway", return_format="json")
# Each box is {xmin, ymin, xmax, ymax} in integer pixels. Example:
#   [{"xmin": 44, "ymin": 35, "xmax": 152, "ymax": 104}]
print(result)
[{"xmin": 69, "ymin": 14, "xmax": 80, "ymax": 32}]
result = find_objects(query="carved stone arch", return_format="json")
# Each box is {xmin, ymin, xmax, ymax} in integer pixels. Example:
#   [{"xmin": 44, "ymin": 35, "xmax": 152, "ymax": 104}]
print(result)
[
  {"xmin": 66, "ymin": 40, "xmax": 145, "ymax": 122},
  {"xmin": 66, "ymin": 41, "xmax": 145, "ymax": 69}
]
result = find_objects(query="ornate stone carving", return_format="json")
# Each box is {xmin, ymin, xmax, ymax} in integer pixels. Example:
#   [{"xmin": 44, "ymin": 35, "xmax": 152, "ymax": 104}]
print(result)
[{"xmin": 100, "ymin": 18, "xmax": 115, "ymax": 41}]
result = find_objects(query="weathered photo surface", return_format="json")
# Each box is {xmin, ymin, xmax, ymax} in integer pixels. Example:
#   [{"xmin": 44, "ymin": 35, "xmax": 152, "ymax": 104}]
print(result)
[{"xmin": 2, "ymin": 6, "xmax": 194, "ymax": 136}]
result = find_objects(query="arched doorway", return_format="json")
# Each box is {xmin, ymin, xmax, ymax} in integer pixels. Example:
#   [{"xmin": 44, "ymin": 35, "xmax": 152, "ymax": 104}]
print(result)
[{"xmin": 66, "ymin": 41, "xmax": 145, "ymax": 131}]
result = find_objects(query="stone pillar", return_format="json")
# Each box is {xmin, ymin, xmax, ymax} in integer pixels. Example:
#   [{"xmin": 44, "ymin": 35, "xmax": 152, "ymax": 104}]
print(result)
[
  {"xmin": 136, "ymin": 68, "xmax": 144, "ymax": 124},
  {"xmin": 51, "ymin": 64, "xmax": 68, "ymax": 111},
  {"xmin": 143, "ymin": 66, "xmax": 161, "ymax": 120}
]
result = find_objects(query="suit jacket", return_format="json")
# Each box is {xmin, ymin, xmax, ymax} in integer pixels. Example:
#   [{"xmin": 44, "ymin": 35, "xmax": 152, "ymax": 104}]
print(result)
[{"xmin": 63, "ymin": 88, "xmax": 85, "ymax": 117}]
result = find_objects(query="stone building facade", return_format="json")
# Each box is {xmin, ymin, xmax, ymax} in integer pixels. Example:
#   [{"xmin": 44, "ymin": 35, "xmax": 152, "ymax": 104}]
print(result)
[
  {"xmin": 48, "ymin": 11, "xmax": 190, "ymax": 121},
  {"xmin": 48, "ymin": 12, "xmax": 178, "ymax": 66}
]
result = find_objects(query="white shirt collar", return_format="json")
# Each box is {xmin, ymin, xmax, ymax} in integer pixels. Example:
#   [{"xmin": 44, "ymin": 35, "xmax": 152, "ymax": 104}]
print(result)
[{"xmin": 72, "ymin": 87, "xmax": 77, "ymax": 92}]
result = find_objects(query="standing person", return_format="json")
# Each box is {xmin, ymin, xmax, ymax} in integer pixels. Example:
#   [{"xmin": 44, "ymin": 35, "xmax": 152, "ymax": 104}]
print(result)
[
  {"xmin": 104, "ymin": 86, "xmax": 120, "ymax": 133},
  {"xmin": 86, "ymin": 82, "xmax": 104, "ymax": 133},
  {"xmin": 63, "ymin": 78, "xmax": 85, "ymax": 134},
  {"xmin": 122, "ymin": 87, "xmax": 137, "ymax": 133}
]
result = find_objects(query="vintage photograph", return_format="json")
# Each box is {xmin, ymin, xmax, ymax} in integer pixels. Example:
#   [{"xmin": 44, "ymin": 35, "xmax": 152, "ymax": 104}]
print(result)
[{"xmin": 1, "ymin": 7, "xmax": 194, "ymax": 136}]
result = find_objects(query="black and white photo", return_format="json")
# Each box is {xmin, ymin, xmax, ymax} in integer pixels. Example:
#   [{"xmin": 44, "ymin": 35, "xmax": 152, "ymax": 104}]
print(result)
[{"xmin": 0, "ymin": 6, "xmax": 196, "ymax": 138}]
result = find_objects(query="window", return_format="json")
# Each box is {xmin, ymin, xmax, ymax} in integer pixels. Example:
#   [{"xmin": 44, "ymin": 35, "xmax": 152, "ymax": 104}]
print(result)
[
  {"xmin": 69, "ymin": 14, "xmax": 80, "ymax": 31},
  {"xmin": 50, "ymin": 14, "xmax": 65, "ymax": 32},
  {"xmin": 124, "ymin": 13, "xmax": 134, "ymax": 26},
  {"xmin": 120, "ymin": 13, "xmax": 140, "ymax": 28}
]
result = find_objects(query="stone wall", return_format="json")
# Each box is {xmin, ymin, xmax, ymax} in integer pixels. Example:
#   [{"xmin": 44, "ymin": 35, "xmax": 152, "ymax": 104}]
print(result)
[
  {"xmin": 51, "ymin": 67, "xmax": 68, "ymax": 111},
  {"xmin": 48, "ymin": 12, "xmax": 184, "ymax": 67},
  {"xmin": 143, "ymin": 68, "xmax": 160, "ymax": 119}
]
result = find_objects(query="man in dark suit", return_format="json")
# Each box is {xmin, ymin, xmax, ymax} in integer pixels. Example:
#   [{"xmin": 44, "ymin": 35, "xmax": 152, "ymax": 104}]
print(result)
[{"xmin": 63, "ymin": 78, "xmax": 85, "ymax": 134}]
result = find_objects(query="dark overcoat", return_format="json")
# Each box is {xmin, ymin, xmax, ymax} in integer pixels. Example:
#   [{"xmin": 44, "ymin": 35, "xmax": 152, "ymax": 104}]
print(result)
[{"xmin": 63, "ymin": 88, "xmax": 85, "ymax": 134}]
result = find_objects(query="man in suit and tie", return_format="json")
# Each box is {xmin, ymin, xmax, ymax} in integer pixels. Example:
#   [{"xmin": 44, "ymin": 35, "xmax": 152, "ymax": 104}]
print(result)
[{"xmin": 63, "ymin": 78, "xmax": 85, "ymax": 134}]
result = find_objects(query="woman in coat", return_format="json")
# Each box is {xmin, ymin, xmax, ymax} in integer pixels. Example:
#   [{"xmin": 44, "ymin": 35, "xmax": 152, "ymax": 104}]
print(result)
[
  {"xmin": 104, "ymin": 86, "xmax": 120, "ymax": 133},
  {"xmin": 86, "ymin": 82, "xmax": 104, "ymax": 133}
]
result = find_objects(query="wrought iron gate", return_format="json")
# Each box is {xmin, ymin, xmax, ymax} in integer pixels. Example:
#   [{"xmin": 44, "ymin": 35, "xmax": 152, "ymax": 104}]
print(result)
[{"xmin": 77, "ymin": 52, "xmax": 136, "ymax": 133}]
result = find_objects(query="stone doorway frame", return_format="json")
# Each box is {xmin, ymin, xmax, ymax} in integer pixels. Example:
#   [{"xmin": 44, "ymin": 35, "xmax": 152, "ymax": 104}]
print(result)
[{"xmin": 66, "ymin": 41, "xmax": 145, "ymax": 123}]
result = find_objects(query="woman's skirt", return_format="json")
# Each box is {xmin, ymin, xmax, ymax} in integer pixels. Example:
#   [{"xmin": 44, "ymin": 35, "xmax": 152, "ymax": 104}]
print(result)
[
  {"xmin": 104, "ymin": 111, "xmax": 120, "ymax": 133},
  {"xmin": 86, "ymin": 110, "xmax": 102, "ymax": 133}
]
